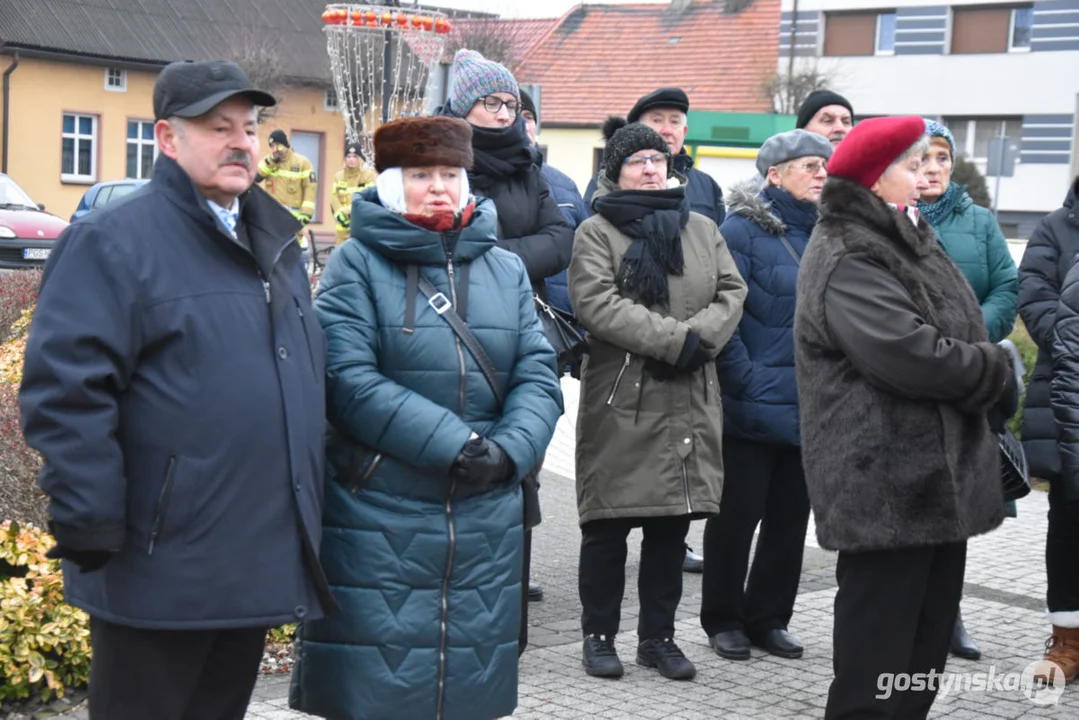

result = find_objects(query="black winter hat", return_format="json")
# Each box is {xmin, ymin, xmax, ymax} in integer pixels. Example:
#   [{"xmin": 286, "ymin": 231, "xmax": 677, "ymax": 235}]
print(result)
[
  {"xmin": 602, "ymin": 117, "xmax": 670, "ymax": 183},
  {"xmin": 268, "ymin": 129, "xmax": 290, "ymax": 147},
  {"xmin": 795, "ymin": 90, "xmax": 854, "ymax": 130},
  {"xmin": 520, "ymin": 89, "xmax": 538, "ymax": 123},
  {"xmin": 345, "ymin": 142, "xmax": 364, "ymax": 159},
  {"xmin": 627, "ymin": 87, "xmax": 689, "ymax": 124}
]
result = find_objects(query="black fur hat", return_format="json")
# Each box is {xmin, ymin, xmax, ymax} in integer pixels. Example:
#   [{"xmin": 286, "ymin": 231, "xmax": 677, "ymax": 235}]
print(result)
[{"xmin": 601, "ymin": 116, "xmax": 670, "ymax": 183}]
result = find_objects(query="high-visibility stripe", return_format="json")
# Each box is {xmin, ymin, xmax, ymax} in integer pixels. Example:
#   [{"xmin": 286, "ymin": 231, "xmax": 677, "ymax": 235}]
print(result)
[{"xmin": 262, "ymin": 168, "xmax": 312, "ymax": 179}]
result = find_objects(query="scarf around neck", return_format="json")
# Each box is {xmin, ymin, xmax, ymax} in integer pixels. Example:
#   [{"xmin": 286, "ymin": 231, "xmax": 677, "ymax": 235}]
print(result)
[
  {"xmin": 470, "ymin": 121, "xmax": 535, "ymax": 183},
  {"xmin": 593, "ymin": 187, "xmax": 690, "ymax": 308},
  {"xmin": 918, "ymin": 182, "xmax": 966, "ymax": 228}
]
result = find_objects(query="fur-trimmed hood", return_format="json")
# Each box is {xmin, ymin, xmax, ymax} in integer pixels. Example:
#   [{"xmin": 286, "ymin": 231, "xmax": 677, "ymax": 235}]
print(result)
[{"xmin": 725, "ymin": 179, "xmax": 784, "ymax": 235}]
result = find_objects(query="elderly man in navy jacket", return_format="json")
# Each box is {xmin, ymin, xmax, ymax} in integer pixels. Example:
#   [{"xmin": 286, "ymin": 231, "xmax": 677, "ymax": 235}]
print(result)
[{"xmin": 20, "ymin": 60, "xmax": 331, "ymax": 720}]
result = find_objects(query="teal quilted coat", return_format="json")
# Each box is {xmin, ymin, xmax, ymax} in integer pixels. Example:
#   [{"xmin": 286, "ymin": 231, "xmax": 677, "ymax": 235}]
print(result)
[
  {"xmin": 289, "ymin": 192, "xmax": 563, "ymax": 720},
  {"xmin": 927, "ymin": 189, "xmax": 1018, "ymax": 343}
]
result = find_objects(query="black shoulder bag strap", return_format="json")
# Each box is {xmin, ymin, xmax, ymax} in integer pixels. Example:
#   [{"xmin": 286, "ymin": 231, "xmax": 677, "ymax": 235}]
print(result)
[
  {"xmin": 415, "ymin": 273, "xmax": 506, "ymax": 408},
  {"xmin": 778, "ymin": 235, "xmax": 802, "ymax": 266}
]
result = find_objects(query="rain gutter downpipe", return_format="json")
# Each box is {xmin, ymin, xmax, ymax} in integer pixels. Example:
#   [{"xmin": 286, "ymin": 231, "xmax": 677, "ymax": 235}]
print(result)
[{"xmin": 2, "ymin": 52, "xmax": 19, "ymax": 175}]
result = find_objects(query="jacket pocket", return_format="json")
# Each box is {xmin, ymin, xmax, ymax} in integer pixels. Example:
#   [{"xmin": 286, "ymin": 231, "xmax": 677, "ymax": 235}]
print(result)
[
  {"xmin": 148, "ymin": 456, "xmax": 177, "ymax": 555},
  {"xmin": 295, "ymin": 298, "xmax": 322, "ymax": 383},
  {"xmin": 606, "ymin": 352, "xmax": 633, "ymax": 406},
  {"xmin": 335, "ymin": 444, "xmax": 383, "ymax": 494}
]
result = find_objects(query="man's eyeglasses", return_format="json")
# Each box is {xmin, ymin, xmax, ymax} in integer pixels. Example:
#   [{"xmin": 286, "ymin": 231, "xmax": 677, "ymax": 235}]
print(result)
[
  {"xmin": 481, "ymin": 96, "xmax": 519, "ymax": 115},
  {"xmin": 791, "ymin": 160, "xmax": 827, "ymax": 175},
  {"xmin": 623, "ymin": 152, "xmax": 670, "ymax": 169}
]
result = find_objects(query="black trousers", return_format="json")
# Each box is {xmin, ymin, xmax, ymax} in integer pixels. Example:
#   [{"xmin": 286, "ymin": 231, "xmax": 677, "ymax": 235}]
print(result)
[
  {"xmin": 700, "ymin": 437, "xmax": 810, "ymax": 638},
  {"xmin": 88, "ymin": 617, "xmax": 267, "ymax": 720},
  {"xmin": 825, "ymin": 541, "xmax": 967, "ymax": 720},
  {"xmin": 579, "ymin": 515, "xmax": 691, "ymax": 640},
  {"xmin": 1047, "ymin": 479, "xmax": 1079, "ymax": 615}
]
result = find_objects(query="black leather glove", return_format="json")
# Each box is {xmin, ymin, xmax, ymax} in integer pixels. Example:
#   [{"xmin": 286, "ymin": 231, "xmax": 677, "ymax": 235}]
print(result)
[
  {"xmin": 646, "ymin": 332, "xmax": 716, "ymax": 381},
  {"xmin": 451, "ymin": 438, "xmax": 514, "ymax": 486},
  {"xmin": 46, "ymin": 544, "xmax": 113, "ymax": 573},
  {"xmin": 987, "ymin": 369, "xmax": 1020, "ymax": 434}
]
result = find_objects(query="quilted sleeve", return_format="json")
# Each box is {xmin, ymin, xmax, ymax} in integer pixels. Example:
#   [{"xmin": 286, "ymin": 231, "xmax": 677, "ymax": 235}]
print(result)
[
  {"xmin": 980, "ymin": 209, "xmax": 1018, "ymax": 343},
  {"xmin": 315, "ymin": 244, "xmax": 473, "ymax": 473},
  {"xmin": 488, "ymin": 260, "xmax": 564, "ymax": 482}
]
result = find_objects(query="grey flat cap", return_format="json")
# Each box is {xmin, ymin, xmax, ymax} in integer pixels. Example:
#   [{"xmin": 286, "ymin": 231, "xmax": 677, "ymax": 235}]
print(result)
[{"xmin": 755, "ymin": 130, "xmax": 834, "ymax": 178}]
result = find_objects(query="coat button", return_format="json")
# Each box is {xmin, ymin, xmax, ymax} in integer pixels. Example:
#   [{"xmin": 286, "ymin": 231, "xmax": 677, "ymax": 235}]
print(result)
[
  {"xmin": 294, "ymin": 605, "xmax": 307, "ymax": 619},
  {"xmin": 278, "ymin": 346, "xmax": 289, "ymax": 359},
  {"xmin": 683, "ymin": 438, "xmax": 691, "ymax": 445}
]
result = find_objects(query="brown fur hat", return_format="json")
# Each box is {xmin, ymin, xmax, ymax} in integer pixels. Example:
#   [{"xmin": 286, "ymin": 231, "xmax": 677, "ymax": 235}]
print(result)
[{"xmin": 373, "ymin": 116, "xmax": 473, "ymax": 173}]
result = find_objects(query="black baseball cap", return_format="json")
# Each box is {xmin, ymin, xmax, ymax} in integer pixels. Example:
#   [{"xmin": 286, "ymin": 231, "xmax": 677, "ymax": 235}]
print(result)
[{"xmin": 153, "ymin": 60, "xmax": 276, "ymax": 121}]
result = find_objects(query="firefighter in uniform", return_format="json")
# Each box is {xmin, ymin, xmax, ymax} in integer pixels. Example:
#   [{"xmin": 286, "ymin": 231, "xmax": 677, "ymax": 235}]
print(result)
[
  {"xmin": 330, "ymin": 143, "xmax": 377, "ymax": 245},
  {"xmin": 256, "ymin": 129, "xmax": 317, "ymax": 250}
]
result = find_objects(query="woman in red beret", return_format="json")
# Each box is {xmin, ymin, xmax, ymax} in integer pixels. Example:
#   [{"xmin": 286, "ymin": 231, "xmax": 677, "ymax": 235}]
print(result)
[{"xmin": 793, "ymin": 116, "xmax": 1019, "ymax": 718}]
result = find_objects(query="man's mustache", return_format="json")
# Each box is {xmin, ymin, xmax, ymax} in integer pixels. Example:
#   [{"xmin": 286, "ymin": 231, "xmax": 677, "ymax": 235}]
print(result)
[{"xmin": 223, "ymin": 151, "xmax": 251, "ymax": 168}]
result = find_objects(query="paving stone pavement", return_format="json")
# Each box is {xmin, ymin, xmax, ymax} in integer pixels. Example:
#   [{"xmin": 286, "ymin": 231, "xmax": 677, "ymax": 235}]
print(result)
[{"xmin": 232, "ymin": 377, "xmax": 1079, "ymax": 718}]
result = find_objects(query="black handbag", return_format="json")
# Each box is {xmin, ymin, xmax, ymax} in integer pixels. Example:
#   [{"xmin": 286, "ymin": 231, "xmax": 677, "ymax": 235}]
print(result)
[
  {"xmin": 534, "ymin": 294, "xmax": 589, "ymax": 367},
  {"xmin": 999, "ymin": 426, "xmax": 1031, "ymax": 502},
  {"xmin": 417, "ymin": 274, "xmax": 544, "ymax": 529}
]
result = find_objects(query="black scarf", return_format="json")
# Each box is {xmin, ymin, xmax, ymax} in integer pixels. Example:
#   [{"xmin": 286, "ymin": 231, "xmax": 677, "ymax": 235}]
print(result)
[
  {"xmin": 470, "ymin": 121, "xmax": 535, "ymax": 185},
  {"xmin": 593, "ymin": 187, "xmax": 689, "ymax": 308}
]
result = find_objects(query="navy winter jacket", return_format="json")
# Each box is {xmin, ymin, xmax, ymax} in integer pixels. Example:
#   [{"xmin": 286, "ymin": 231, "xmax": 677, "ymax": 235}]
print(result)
[
  {"xmin": 540, "ymin": 162, "xmax": 586, "ymax": 314},
  {"xmin": 717, "ymin": 183, "xmax": 818, "ymax": 446},
  {"xmin": 289, "ymin": 191, "xmax": 563, "ymax": 720},
  {"xmin": 20, "ymin": 155, "xmax": 329, "ymax": 629}
]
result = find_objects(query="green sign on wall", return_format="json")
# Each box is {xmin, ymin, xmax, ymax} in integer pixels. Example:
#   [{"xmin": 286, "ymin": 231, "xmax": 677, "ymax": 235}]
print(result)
[{"xmin": 685, "ymin": 111, "xmax": 797, "ymax": 149}]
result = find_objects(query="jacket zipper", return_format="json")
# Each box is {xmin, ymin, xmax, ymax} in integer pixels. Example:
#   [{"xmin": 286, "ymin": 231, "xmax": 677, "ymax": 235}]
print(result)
[
  {"xmin": 606, "ymin": 352, "xmax": 632, "ymax": 405},
  {"xmin": 148, "ymin": 456, "xmax": 178, "ymax": 555},
  {"xmin": 436, "ymin": 479, "xmax": 458, "ymax": 720},
  {"xmin": 681, "ymin": 459, "xmax": 692, "ymax": 515}
]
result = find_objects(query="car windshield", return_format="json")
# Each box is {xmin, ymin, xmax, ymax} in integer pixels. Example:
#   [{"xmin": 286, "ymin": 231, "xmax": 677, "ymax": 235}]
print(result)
[{"xmin": 0, "ymin": 175, "xmax": 37, "ymax": 208}]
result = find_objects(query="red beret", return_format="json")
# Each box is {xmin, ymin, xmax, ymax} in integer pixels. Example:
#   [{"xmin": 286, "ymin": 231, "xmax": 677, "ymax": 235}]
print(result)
[{"xmin": 827, "ymin": 116, "xmax": 927, "ymax": 189}]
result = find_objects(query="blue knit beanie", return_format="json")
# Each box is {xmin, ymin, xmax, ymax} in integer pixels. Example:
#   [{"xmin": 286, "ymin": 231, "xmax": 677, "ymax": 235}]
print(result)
[
  {"xmin": 924, "ymin": 118, "xmax": 956, "ymax": 158},
  {"xmin": 446, "ymin": 50, "xmax": 519, "ymax": 118}
]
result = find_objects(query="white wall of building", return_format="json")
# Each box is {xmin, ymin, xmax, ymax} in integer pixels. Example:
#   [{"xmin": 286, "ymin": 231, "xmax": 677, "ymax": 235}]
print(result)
[{"xmin": 780, "ymin": 0, "xmax": 1079, "ymax": 218}]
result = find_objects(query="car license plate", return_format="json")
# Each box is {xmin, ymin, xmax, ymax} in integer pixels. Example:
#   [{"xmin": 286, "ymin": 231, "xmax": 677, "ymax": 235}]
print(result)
[{"xmin": 23, "ymin": 248, "xmax": 50, "ymax": 260}]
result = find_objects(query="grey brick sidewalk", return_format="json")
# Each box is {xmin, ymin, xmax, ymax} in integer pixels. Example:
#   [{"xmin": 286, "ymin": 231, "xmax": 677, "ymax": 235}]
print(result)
[{"xmin": 244, "ymin": 379, "xmax": 1079, "ymax": 717}]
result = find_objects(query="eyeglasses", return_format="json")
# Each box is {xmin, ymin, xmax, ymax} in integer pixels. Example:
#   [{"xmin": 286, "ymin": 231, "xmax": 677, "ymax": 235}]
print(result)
[
  {"xmin": 791, "ymin": 160, "xmax": 827, "ymax": 175},
  {"xmin": 480, "ymin": 96, "xmax": 519, "ymax": 115},
  {"xmin": 623, "ymin": 152, "xmax": 670, "ymax": 169}
]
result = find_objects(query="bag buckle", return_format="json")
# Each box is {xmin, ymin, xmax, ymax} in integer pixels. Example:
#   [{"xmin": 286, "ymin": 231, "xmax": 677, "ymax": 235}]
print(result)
[{"xmin": 428, "ymin": 292, "xmax": 452, "ymax": 315}]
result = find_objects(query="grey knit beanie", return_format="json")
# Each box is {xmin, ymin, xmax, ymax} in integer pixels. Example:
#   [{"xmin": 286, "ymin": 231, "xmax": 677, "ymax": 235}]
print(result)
[{"xmin": 601, "ymin": 117, "xmax": 670, "ymax": 183}]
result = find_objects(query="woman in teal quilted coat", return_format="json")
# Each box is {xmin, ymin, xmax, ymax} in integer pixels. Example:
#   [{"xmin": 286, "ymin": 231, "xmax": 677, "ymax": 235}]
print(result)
[
  {"xmin": 289, "ymin": 116, "xmax": 563, "ymax": 720},
  {"xmin": 919, "ymin": 119, "xmax": 1019, "ymax": 664}
]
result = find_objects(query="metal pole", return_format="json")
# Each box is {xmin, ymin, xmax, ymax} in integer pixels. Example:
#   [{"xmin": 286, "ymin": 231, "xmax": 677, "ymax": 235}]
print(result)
[{"xmin": 993, "ymin": 130, "xmax": 1005, "ymax": 220}]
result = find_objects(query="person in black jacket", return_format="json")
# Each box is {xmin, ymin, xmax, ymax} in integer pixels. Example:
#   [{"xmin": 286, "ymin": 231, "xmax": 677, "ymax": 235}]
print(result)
[
  {"xmin": 443, "ymin": 50, "xmax": 573, "ymax": 303},
  {"xmin": 585, "ymin": 87, "xmax": 725, "ymax": 228},
  {"xmin": 1024, "ymin": 175, "xmax": 1079, "ymax": 684},
  {"xmin": 442, "ymin": 48, "xmax": 573, "ymax": 641},
  {"xmin": 19, "ymin": 61, "xmax": 331, "ymax": 720}
]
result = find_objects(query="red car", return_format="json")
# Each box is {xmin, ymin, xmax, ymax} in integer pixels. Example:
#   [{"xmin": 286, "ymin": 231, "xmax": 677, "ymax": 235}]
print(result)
[{"xmin": 0, "ymin": 173, "xmax": 69, "ymax": 268}]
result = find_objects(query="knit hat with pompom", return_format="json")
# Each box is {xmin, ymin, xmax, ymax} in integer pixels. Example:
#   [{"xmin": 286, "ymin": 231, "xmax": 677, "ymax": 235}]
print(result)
[{"xmin": 601, "ymin": 116, "xmax": 671, "ymax": 183}]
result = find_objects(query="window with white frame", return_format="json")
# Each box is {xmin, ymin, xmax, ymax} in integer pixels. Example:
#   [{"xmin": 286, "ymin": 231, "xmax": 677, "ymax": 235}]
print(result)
[
  {"xmin": 1010, "ymin": 7, "xmax": 1034, "ymax": 51},
  {"xmin": 61, "ymin": 113, "xmax": 97, "ymax": 182},
  {"xmin": 324, "ymin": 87, "xmax": 339, "ymax": 112},
  {"xmin": 876, "ymin": 12, "xmax": 897, "ymax": 55},
  {"xmin": 126, "ymin": 120, "xmax": 157, "ymax": 179},
  {"xmin": 944, "ymin": 117, "xmax": 1023, "ymax": 161},
  {"xmin": 105, "ymin": 67, "xmax": 127, "ymax": 92}
]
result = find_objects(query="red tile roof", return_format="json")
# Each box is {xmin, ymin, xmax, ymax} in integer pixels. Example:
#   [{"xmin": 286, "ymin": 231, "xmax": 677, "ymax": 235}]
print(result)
[
  {"xmin": 404, "ymin": 17, "xmax": 559, "ymax": 66},
  {"xmin": 515, "ymin": 0, "xmax": 781, "ymax": 126}
]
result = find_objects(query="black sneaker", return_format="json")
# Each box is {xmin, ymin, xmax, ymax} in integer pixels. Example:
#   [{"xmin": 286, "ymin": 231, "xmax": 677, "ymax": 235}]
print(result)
[
  {"xmin": 582, "ymin": 634, "xmax": 624, "ymax": 678},
  {"xmin": 637, "ymin": 637, "xmax": 696, "ymax": 680}
]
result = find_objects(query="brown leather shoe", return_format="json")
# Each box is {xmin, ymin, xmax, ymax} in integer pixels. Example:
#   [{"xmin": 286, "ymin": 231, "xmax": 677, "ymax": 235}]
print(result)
[{"xmin": 1034, "ymin": 626, "xmax": 1079, "ymax": 684}]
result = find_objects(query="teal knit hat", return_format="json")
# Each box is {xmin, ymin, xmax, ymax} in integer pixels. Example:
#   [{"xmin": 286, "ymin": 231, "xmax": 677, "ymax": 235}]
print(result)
[
  {"xmin": 924, "ymin": 118, "xmax": 956, "ymax": 158},
  {"xmin": 446, "ymin": 49, "xmax": 520, "ymax": 118}
]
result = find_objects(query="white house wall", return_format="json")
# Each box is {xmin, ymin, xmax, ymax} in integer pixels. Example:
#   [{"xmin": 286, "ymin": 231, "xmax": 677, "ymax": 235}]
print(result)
[{"xmin": 780, "ymin": 0, "xmax": 1079, "ymax": 222}]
